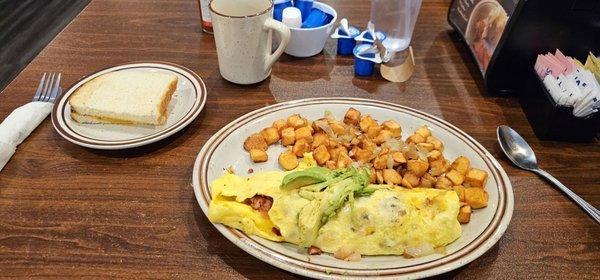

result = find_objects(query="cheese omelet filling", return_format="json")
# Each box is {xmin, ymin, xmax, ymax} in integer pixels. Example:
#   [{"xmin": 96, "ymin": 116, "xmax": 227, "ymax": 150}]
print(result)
[{"xmin": 208, "ymin": 170, "xmax": 462, "ymax": 257}]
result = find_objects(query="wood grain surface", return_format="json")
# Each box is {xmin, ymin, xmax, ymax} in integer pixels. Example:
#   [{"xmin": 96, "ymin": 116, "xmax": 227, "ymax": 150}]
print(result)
[{"xmin": 0, "ymin": 0, "xmax": 598, "ymax": 279}]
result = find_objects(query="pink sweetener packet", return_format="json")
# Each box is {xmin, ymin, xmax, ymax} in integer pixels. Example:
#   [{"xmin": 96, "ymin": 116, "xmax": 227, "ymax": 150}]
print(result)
[
  {"xmin": 543, "ymin": 54, "xmax": 567, "ymax": 78},
  {"xmin": 555, "ymin": 49, "xmax": 576, "ymax": 74}
]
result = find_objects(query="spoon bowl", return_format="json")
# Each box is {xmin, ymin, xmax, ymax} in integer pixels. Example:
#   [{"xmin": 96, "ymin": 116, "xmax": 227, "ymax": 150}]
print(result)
[{"xmin": 497, "ymin": 125, "xmax": 538, "ymax": 171}]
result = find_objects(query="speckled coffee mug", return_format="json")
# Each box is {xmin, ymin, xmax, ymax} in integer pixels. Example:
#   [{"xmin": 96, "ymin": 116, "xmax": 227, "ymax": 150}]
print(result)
[{"xmin": 210, "ymin": 0, "xmax": 291, "ymax": 84}]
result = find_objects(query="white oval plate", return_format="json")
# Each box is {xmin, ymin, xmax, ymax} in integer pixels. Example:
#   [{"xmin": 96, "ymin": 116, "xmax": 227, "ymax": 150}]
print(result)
[
  {"xmin": 52, "ymin": 62, "xmax": 207, "ymax": 150},
  {"xmin": 192, "ymin": 98, "xmax": 513, "ymax": 279}
]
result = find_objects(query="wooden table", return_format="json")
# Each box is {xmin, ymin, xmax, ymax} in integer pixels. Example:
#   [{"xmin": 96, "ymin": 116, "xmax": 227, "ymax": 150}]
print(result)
[{"xmin": 0, "ymin": 0, "xmax": 598, "ymax": 278}]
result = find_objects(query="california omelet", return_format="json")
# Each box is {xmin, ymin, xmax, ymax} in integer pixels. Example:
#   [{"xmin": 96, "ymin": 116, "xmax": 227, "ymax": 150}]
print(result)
[{"xmin": 207, "ymin": 159, "xmax": 462, "ymax": 258}]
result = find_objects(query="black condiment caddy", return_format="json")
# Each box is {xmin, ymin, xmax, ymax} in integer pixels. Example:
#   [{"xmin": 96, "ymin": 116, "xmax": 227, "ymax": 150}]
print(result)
[{"xmin": 448, "ymin": 0, "xmax": 600, "ymax": 141}]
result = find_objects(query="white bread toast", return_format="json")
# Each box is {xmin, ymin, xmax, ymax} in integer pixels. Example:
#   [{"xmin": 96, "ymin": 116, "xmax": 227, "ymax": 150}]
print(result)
[{"xmin": 69, "ymin": 71, "xmax": 178, "ymax": 125}]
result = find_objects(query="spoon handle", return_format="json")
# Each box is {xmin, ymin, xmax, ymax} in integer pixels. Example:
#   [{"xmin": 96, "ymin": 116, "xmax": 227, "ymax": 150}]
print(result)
[{"xmin": 534, "ymin": 168, "xmax": 600, "ymax": 224}]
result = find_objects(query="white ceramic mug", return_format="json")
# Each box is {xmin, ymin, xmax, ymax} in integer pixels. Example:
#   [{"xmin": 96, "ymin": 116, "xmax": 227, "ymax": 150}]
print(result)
[{"xmin": 210, "ymin": 0, "xmax": 291, "ymax": 84}]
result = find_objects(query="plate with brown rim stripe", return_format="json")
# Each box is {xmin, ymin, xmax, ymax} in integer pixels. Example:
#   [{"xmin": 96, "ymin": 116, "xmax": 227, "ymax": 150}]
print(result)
[
  {"xmin": 51, "ymin": 62, "xmax": 207, "ymax": 150},
  {"xmin": 192, "ymin": 97, "xmax": 513, "ymax": 279}
]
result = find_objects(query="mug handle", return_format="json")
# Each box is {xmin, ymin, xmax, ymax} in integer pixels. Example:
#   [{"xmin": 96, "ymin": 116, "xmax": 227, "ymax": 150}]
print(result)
[{"xmin": 263, "ymin": 18, "xmax": 291, "ymax": 72}]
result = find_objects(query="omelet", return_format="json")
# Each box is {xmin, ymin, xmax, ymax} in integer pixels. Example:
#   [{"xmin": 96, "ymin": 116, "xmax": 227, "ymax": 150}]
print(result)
[{"xmin": 208, "ymin": 161, "xmax": 462, "ymax": 258}]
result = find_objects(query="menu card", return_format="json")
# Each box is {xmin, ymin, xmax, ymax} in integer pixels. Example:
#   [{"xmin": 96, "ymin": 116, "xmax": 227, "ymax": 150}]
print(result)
[{"xmin": 448, "ymin": 0, "xmax": 518, "ymax": 73}]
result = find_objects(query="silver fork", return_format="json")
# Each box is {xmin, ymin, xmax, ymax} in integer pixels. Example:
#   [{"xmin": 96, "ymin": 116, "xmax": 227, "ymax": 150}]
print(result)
[{"xmin": 32, "ymin": 72, "xmax": 62, "ymax": 103}]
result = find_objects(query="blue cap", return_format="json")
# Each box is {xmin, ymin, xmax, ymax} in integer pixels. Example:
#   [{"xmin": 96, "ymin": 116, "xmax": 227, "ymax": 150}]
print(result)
[
  {"xmin": 294, "ymin": 0, "xmax": 314, "ymax": 21},
  {"xmin": 301, "ymin": 8, "xmax": 334, "ymax": 29}
]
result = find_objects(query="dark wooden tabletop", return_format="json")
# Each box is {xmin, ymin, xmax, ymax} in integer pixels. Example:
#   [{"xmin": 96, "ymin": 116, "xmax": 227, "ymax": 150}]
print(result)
[{"xmin": 0, "ymin": 0, "xmax": 598, "ymax": 278}]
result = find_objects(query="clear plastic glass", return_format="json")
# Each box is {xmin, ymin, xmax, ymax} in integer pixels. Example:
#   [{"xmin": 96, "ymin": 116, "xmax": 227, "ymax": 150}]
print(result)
[{"xmin": 369, "ymin": 0, "xmax": 422, "ymax": 53}]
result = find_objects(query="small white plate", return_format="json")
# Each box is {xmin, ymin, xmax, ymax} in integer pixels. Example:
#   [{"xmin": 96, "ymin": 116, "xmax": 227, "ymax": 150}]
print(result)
[
  {"xmin": 192, "ymin": 97, "xmax": 514, "ymax": 279},
  {"xmin": 52, "ymin": 62, "xmax": 206, "ymax": 150}
]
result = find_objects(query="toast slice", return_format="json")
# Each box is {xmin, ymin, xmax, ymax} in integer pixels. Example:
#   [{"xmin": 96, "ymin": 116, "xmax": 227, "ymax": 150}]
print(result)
[{"xmin": 69, "ymin": 70, "xmax": 178, "ymax": 125}]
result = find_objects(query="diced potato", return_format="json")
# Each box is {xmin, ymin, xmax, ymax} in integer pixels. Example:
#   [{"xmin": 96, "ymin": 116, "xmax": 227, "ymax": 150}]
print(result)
[
  {"xmin": 281, "ymin": 127, "xmax": 296, "ymax": 146},
  {"xmin": 329, "ymin": 121, "xmax": 346, "ymax": 135},
  {"xmin": 353, "ymin": 147, "xmax": 373, "ymax": 163},
  {"xmin": 451, "ymin": 156, "xmax": 470, "ymax": 175},
  {"xmin": 312, "ymin": 133, "xmax": 328, "ymax": 149},
  {"xmin": 415, "ymin": 125, "xmax": 431, "ymax": 138},
  {"xmin": 243, "ymin": 133, "xmax": 268, "ymax": 151},
  {"xmin": 464, "ymin": 187, "xmax": 489, "ymax": 208},
  {"xmin": 249, "ymin": 149, "xmax": 268, "ymax": 163},
  {"xmin": 366, "ymin": 125, "xmax": 382, "ymax": 138},
  {"xmin": 464, "ymin": 168, "xmax": 488, "ymax": 188},
  {"xmin": 260, "ymin": 127, "xmax": 280, "ymax": 145},
  {"xmin": 295, "ymin": 126, "xmax": 313, "ymax": 143},
  {"xmin": 325, "ymin": 160, "xmax": 336, "ymax": 170},
  {"xmin": 306, "ymin": 124, "xmax": 315, "ymax": 134},
  {"xmin": 426, "ymin": 136, "xmax": 443, "ymax": 151},
  {"xmin": 419, "ymin": 173, "xmax": 436, "ymax": 188},
  {"xmin": 406, "ymin": 133, "xmax": 425, "ymax": 144},
  {"xmin": 435, "ymin": 177, "xmax": 452, "ymax": 190},
  {"xmin": 392, "ymin": 152, "xmax": 406, "ymax": 164},
  {"xmin": 313, "ymin": 145, "xmax": 331, "ymax": 165},
  {"xmin": 381, "ymin": 120, "xmax": 402, "ymax": 138},
  {"xmin": 287, "ymin": 114, "xmax": 307, "ymax": 128},
  {"xmin": 337, "ymin": 153, "xmax": 353, "ymax": 168},
  {"xmin": 373, "ymin": 154, "xmax": 389, "ymax": 170},
  {"xmin": 407, "ymin": 159, "xmax": 429, "ymax": 177},
  {"xmin": 292, "ymin": 139, "xmax": 310, "ymax": 157},
  {"xmin": 329, "ymin": 146, "xmax": 347, "ymax": 161},
  {"xmin": 359, "ymin": 137, "xmax": 377, "ymax": 151},
  {"xmin": 369, "ymin": 168, "xmax": 377, "ymax": 183},
  {"xmin": 278, "ymin": 151, "xmax": 298, "ymax": 170},
  {"xmin": 374, "ymin": 130, "xmax": 393, "ymax": 144},
  {"xmin": 417, "ymin": 142, "xmax": 434, "ymax": 152},
  {"xmin": 359, "ymin": 115, "xmax": 378, "ymax": 132},
  {"xmin": 427, "ymin": 150, "xmax": 442, "ymax": 161},
  {"xmin": 453, "ymin": 185, "xmax": 466, "ymax": 201},
  {"xmin": 312, "ymin": 119, "xmax": 328, "ymax": 133},
  {"xmin": 428, "ymin": 158, "xmax": 448, "ymax": 176},
  {"xmin": 376, "ymin": 170, "xmax": 384, "ymax": 184},
  {"xmin": 272, "ymin": 119, "xmax": 288, "ymax": 134},
  {"xmin": 401, "ymin": 172, "xmax": 419, "ymax": 188},
  {"xmin": 343, "ymin": 108, "xmax": 361, "ymax": 125},
  {"xmin": 445, "ymin": 169, "xmax": 465, "ymax": 185},
  {"xmin": 457, "ymin": 205, "xmax": 471, "ymax": 224},
  {"xmin": 383, "ymin": 169, "xmax": 402, "ymax": 185}
]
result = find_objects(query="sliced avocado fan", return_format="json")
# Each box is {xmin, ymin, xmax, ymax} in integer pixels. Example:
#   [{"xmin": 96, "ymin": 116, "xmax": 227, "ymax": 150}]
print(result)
[{"xmin": 280, "ymin": 166, "xmax": 335, "ymax": 190}]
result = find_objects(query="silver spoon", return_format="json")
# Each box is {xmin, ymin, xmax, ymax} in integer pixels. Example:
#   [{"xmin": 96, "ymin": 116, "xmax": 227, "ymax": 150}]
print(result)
[{"xmin": 497, "ymin": 125, "xmax": 600, "ymax": 224}]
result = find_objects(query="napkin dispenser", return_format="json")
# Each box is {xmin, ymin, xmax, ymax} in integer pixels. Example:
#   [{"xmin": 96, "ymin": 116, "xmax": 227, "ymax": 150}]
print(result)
[
  {"xmin": 448, "ymin": 0, "xmax": 600, "ymax": 94},
  {"xmin": 449, "ymin": 0, "xmax": 600, "ymax": 141}
]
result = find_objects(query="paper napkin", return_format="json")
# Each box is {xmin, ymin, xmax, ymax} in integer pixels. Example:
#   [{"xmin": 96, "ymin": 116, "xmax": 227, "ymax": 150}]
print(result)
[{"xmin": 0, "ymin": 102, "xmax": 53, "ymax": 171}]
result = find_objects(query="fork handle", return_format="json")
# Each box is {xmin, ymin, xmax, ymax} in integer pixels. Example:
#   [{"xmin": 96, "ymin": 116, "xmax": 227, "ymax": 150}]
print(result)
[{"xmin": 534, "ymin": 168, "xmax": 600, "ymax": 224}]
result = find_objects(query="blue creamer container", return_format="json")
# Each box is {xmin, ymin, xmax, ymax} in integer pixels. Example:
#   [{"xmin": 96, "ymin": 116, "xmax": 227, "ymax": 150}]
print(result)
[
  {"xmin": 295, "ymin": 0, "xmax": 314, "ymax": 21},
  {"xmin": 335, "ymin": 26, "xmax": 360, "ymax": 55},
  {"xmin": 354, "ymin": 44, "xmax": 380, "ymax": 76}
]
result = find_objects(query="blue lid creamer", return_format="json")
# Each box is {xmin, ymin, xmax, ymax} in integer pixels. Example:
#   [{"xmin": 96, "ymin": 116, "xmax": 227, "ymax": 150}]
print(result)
[
  {"xmin": 331, "ymin": 18, "xmax": 360, "ymax": 56},
  {"xmin": 354, "ymin": 44, "xmax": 382, "ymax": 76}
]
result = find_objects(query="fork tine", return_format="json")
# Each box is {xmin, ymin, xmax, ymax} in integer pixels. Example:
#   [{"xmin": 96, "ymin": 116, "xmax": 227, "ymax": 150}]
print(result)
[
  {"xmin": 49, "ymin": 73, "xmax": 61, "ymax": 103},
  {"xmin": 33, "ymin": 73, "xmax": 47, "ymax": 102},
  {"xmin": 41, "ymin": 73, "xmax": 55, "ymax": 102}
]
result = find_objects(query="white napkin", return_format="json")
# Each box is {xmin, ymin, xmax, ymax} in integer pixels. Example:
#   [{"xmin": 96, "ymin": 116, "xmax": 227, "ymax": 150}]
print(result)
[{"xmin": 0, "ymin": 101, "xmax": 53, "ymax": 171}]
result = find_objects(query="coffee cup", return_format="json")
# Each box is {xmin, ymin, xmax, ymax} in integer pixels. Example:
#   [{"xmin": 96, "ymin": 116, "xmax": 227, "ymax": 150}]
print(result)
[{"xmin": 210, "ymin": 0, "xmax": 291, "ymax": 84}]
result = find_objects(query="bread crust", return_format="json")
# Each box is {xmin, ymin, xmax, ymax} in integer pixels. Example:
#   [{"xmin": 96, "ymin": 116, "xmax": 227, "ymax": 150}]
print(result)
[{"xmin": 156, "ymin": 78, "xmax": 178, "ymax": 125}]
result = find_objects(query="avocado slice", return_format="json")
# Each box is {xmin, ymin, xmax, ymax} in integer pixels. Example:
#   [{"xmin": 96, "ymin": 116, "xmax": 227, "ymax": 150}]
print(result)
[{"xmin": 280, "ymin": 166, "xmax": 334, "ymax": 190}]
